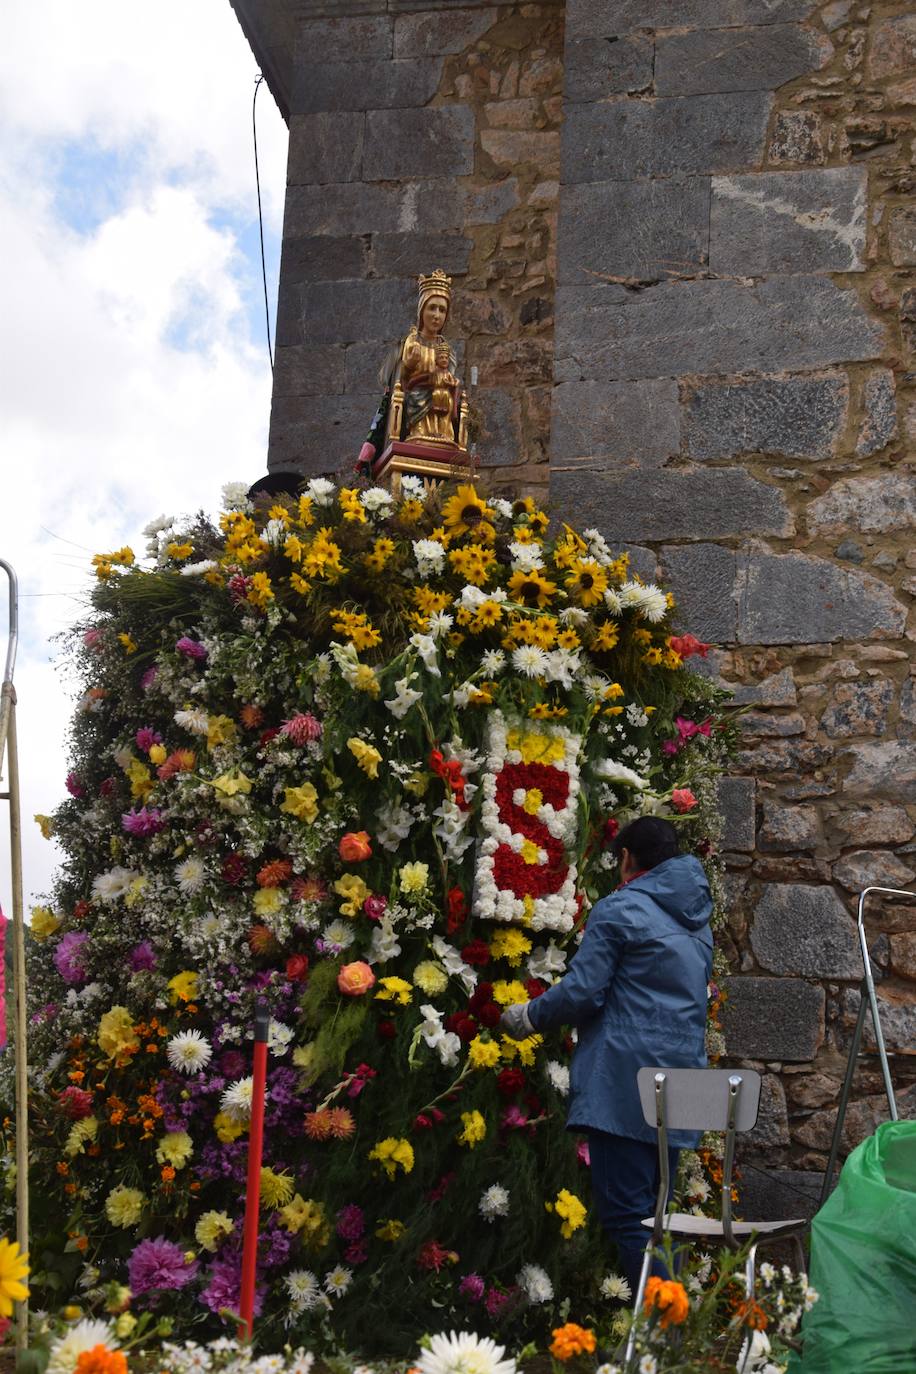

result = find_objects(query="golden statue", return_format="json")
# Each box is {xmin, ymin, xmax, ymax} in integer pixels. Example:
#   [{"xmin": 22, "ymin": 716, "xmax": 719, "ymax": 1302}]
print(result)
[{"xmin": 357, "ymin": 270, "xmax": 471, "ymax": 487}]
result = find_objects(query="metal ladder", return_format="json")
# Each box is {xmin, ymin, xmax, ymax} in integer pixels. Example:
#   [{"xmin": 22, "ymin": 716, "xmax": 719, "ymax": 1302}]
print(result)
[
  {"xmin": 819, "ymin": 884, "xmax": 913, "ymax": 1207},
  {"xmin": 0, "ymin": 559, "xmax": 28, "ymax": 1348}
]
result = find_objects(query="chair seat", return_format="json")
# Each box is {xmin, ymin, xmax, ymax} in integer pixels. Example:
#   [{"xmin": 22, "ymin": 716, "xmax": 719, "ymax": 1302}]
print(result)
[{"xmin": 642, "ymin": 1211, "xmax": 807, "ymax": 1238}]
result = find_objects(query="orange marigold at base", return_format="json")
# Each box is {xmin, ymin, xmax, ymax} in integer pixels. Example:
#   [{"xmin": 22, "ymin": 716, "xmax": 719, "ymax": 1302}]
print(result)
[
  {"xmin": 549, "ymin": 1322, "xmax": 597, "ymax": 1360},
  {"xmin": 75, "ymin": 1346, "xmax": 128, "ymax": 1374},
  {"xmin": 644, "ymin": 1275, "xmax": 690, "ymax": 1327}
]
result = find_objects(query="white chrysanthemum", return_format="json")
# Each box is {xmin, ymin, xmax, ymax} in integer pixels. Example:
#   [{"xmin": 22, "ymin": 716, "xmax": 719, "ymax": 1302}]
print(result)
[
  {"xmin": 417, "ymin": 1331, "xmax": 517, "ymax": 1374},
  {"xmin": 509, "ymin": 542, "xmax": 544, "ymax": 572},
  {"xmin": 268, "ymin": 1019, "xmax": 293, "ymax": 1056},
  {"xmin": 526, "ymin": 941, "xmax": 567, "ymax": 981},
  {"xmin": 196, "ymin": 914, "xmax": 221, "ymax": 941},
  {"xmin": 221, "ymin": 481, "xmax": 252, "ymax": 512},
  {"xmin": 546, "ymin": 1061, "xmax": 570, "ymax": 1097},
  {"xmin": 428, "ymin": 611, "xmax": 454, "ymax": 639},
  {"xmin": 47, "ymin": 1320, "xmax": 118, "ymax": 1374},
  {"xmin": 174, "ymin": 707, "xmax": 210, "ymax": 736},
  {"xmin": 180, "ymin": 560, "xmax": 219, "ymax": 577},
  {"xmin": 603, "ymin": 588, "xmax": 623, "ymax": 616},
  {"xmin": 511, "ymin": 645, "xmax": 548, "ymax": 678},
  {"xmin": 412, "ymin": 538, "xmax": 446, "ymax": 576},
  {"xmin": 167, "ymin": 1030, "xmax": 213, "ymax": 1075},
  {"xmin": 323, "ymin": 919, "xmax": 356, "ymax": 951},
  {"xmin": 400, "ymin": 475, "xmax": 424, "ymax": 497},
  {"xmin": 360, "ymin": 486, "xmax": 394, "ymax": 514},
  {"xmin": 492, "ymin": 497, "xmax": 513, "ymax": 519},
  {"xmin": 324, "ymin": 1265, "xmax": 353, "ymax": 1297},
  {"xmin": 91, "ymin": 866, "xmax": 140, "ymax": 905},
  {"xmin": 305, "ymin": 477, "xmax": 335, "ymax": 506},
  {"xmin": 141, "ymin": 513, "xmax": 175, "ymax": 537},
  {"xmin": 175, "ymin": 856, "xmax": 206, "ymax": 894},
  {"xmin": 517, "ymin": 1263, "xmax": 553, "ymax": 1304},
  {"xmin": 220, "ymin": 1076, "xmax": 254, "ymax": 1123},
  {"xmin": 480, "ymin": 649, "xmax": 507, "ymax": 676},
  {"xmin": 479, "ymin": 1184, "xmax": 510, "ymax": 1221},
  {"xmin": 285, "ymin": 1269, "xmax": 321, "ymax": 1310},
  {"xmin": 600, "ymin": 1272, "xmax": 632, "ymax": 1301}
]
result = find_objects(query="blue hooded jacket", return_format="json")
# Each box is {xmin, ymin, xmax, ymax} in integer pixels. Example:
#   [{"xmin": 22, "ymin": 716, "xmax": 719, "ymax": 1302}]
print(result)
[{"xmin": 526, "ymin": 855, "xmax": 713, "ymax": 1148}]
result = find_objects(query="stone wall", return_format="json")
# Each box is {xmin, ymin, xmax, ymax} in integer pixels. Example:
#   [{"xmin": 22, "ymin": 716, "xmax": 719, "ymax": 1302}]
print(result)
[
  {"xmin": 270, "ymin": 1, "xmax": 563, "ymax": 497},
  {"xmin": 552, "ymin": 0, "xmax": 916, "ymax": 1190}
]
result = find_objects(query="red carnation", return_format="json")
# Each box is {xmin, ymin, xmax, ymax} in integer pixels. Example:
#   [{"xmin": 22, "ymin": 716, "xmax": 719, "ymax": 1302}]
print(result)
[
  {"xmin": 446, "ymin": 886, "xmax": 467, "ymax": 934},
  {"xmin": 497, "ymin": 1067, "xmax": 526, "ymax": 1098},
  {"xmin": 285, "ymin": 953, "xmax": 309, "ymax": 982},
  {"xmin": 377, "ymin": 1019, "xmax": 396, "ymax": 1041},
  {"xmin": 460, "ymin": 940, "xmax": 491, "ymax": 967},
  {"xmin": 477, "ymin": 1002, "xmax": 502, "ymax": 1028},
  {"xmin": 603, "ymin": 817, "xmax": 619, "ymax": 847},
  {"xmin": 469, "ymin": 981, "xmax": 493, "ymax": 1011},
  {"xmin": 59, "ymin": 1086, "xmax": 94, "ymax": 1120},
  {"xmin": 525, "ymin": 978, "xmax": 547, "ymax": 1000},
  {"xmin": 454, "ymin": 1015, "xmax": 478, "ymax": 1043}
]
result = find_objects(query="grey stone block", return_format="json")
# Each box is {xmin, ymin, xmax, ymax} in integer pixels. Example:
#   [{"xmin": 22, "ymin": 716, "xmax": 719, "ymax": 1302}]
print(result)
[
  {"xmin": 718, "ymin": 776, "xmax": 756, "ymax": 852},
  {"xmin": 299, "ymin": 278, "xmax": 413, "ymax": 344},
  {"xmin": 287, "ymin": 113, "xmax": 366, "ymax": 185},
  {"xmin": 844, "ymin": 742, "xmax": 916, "ymax": 802},
  {"xmin": 558, "ymin": 179, "xmax": 709, "ymax": 284},
  {"xmin": 709, "ymin": 167, "xmax": 866, "ymax": 275},
  {"xmin": 618, "ymin": 545, "xmax": 658, "ymax": 581},
  {"xmin": 758, "ymin": 804, "xmax": 820, "ymax": 852},
  {"xmin": 272, "ymin": 345, "xmax": 346, "ymax": 398},
  {"xmin": 292, "ymin": 58, "xmax": 442, "ymax": 114},
  {"xmin": 475, "ymin": 388, "xmax": 521, "ymax": 469},
  {"xmin": 740, "ymin": 711, "xmax": 806, "ymax": 739},
  {"xmin": 833, "ymin": 850, "xmax": 916, "ymax": 893},
  {"xmin": 284, "ymin": 181, "xmax": 466, "ymax": 239},
  {"xmin": 661, "ymin": 543, "xmax": 738, "ymax": 642},
  {"xmin": 735, "ymin": 549, "xmax": 906, "ymax": 645},
  {"xmin": 551, "ymin": 379, "xmax": 679, "ymax": 468},
  {"xmin": 554, "ymin": 277, "xmax": 884, "ymax": 383},
  {"xmin": 280, "ymin": 235, "xmax": 366, "ymax": 283},
  {"xmin": 729, "ymin": 669, "xmax": 798, "ymax": 708},
  {"xmin": 807, "ymin": 475, "xmax": 916, "ymax": 537},
  {"xmin": 820, "ymin": 678, "xmax": 893, "ymax": 739},
  {"xmin": 345, "ymin": 339, "xmax": 397, "ymax": 392},
  {"xmin": 840, "ymin": 987, "xmax": 916, "ymax": 1053},
  {"xmin": 267, "ymin": 392, "xmax": 379, "ymax": 472},
  {"xmin": 743, "ymin": 1074, "xmax": 790, "ymax": 1150},
  {"xmin": 565, "ymin": 33, "xmax": 654, "ymax": 102},
  {"xmin": 900, "ymin": 678, "xmax": 916, "ymax": 739},
  {"xmin": 751, "ymin": 884, "xmax": 860, "ymax": 979},
  {"xmin": 733, "ymin": 1168, "xmax": 824, "ymax": 1221},
  {"xmin": 856, "ymin": 369, "xmax": 898, "ymax": 456},
  {"xmin": 467, "ymin": 178, "xmax": 520, "ymax": 225},
  {"xmin": 723, "ymin": 976, "xmax": 824, "ymax": 1061},
  {"xmin": 295, "ymin": 15, "xmax": 392, "ymax": 63},
  {"xmin": 769, "ymin": 109, "xmax": 825, "ymax": 164},
  {"xmin": 656, "ymin": 24, "xmax": 830, "ymax": 97},
  {"xmin": 565, "ymin": 0, "xmax": 817, "ymax": 38},
  {"xmin": 888, "ymin": 207, "xmax": 916, "ymax": 266},
  {"xmin": 683, "ymin": 373, "xmax": 848, "ymax": 461},
  {"xmin": 369, "ymin": 232, "xmax": 472, "ymax": 279},
  {"xmin": 550, "ymin": 468, "xmax": 792, "ymax": 543},
  {"xmin": 364, "ymin": 107, "xmax": 475, "ymax": 180},
  {"xmin": 562, "ymin": 93, "xmax": 772, "ymax": 184},
  {"xmin": 394, "ymin": 8, "xmax": 493, "ymax": 57}
]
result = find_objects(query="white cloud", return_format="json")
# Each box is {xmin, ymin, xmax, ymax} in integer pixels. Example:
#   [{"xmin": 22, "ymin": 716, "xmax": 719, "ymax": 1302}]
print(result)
[{"xmin": 0, "ymin": 0, "xmax": 289, "ymax": 913}]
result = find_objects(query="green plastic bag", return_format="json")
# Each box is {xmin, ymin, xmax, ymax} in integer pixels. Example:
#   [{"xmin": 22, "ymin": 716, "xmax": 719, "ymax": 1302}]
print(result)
[{"xmin": 793, "ymin": 1120, "xmax": 916, "ymax": 1372}]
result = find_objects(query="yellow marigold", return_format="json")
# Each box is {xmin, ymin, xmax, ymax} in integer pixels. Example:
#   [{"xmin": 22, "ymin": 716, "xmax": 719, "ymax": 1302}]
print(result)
[
  {"xmin": 550, "ymin": 1323, "xmax": 597, "ymax": 1360},
  {"xmin": 457, "ymin": 1110, "xmax": 486, "ymax": 1149},
  {"xmin": 500, "ymin": 1033, "xmax": 542, "ymax": 1066},
  {"xmin": 168, "ymin": 971, "xmax": 198, "ymax": 1005},
  {"xmin": 334, "ymin": 873, "xmax": 369, "ymax": 916},
  {"xmin": 98, "ymin": 1007, "xmax": 139, "ymax": 1060},
  {"xmin": 260, "ymin": 1167, "xmax": 295, "ymax": 1210},
  {"xmin": 488, "ymin": 929, "xmax": 532, "ymax": 966},
  {"xmin": 546, "ymin": 1188, "xmax": 587, "ymax": 1239},
  {"xmin": 253, "ymin": 886, "xmax": 284, "ymax": 918},
  {"xmin": 412, "ymin": 961, "xmax": 448, "ymax": 996},
  {"xmin": 467, "ymin": 1037, "xmax": 502, "ymax": 1070},
  {"xmin": 195, "ymin": 1210, "xmax": 234, "ymax": 1252},
  {"xmin": 281, "ymin": 782, "xmax": 319, "ymax": 824},
  {"xmin": 399, "ymin": 861, "xmax": 429, "ymax": 894},
  {"xmin": 29, "ymin": 905, "xmax": 61, "ymax": 940},
  {"xmin": 375, "ymin": 977, "xmax": 413, "ymax": 1006},
  {"xmin": 347, "ymin": 737, "xmax": 382, "ymax": 777},
  {"xmin": 155, "ymin": 1131, "xmax": 193, "ymax": 1170},
  {"xmin": 104, "ymin": 1185, "xmax": 145, "ymax": 1229},
  {"xmin": 492, "ymin": 979, "xmax": 529, "ymax": 1006},
  {"xmin": 375, "ymin": 1218, "xmax": 406, "ymax": 1243},
  {"xmin": 214, "ymin": 1111, "xmax": 245, "ymax": 1144},
  {"xmin": 368, "ymin": 1137, "xmax": 414, "ymax": 1179}
]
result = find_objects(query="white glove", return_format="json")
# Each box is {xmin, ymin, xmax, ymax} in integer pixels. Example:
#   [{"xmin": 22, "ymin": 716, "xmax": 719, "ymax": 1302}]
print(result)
[{"xmin": 499, "ymin": 1002, "xmax": 534, "ymax": 1039}]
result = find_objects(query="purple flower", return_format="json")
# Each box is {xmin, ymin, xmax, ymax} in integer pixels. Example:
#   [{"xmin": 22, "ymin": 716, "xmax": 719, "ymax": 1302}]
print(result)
[
  {"xmin": 176, "ymin": 637, "xmax": 207, "ymax": 661},
  {"xmin": 200, "ymin": 1258, "xmax": 263, "ymax": 1316},
  {"xmin": 459, "ymin": 1273, "xmax": 485, "ymax": 1302},
  {"xmin": 122, "ymin": 807, "xmax": 165, "ymax": 837},
  {"xmin": 219, "ymin": 1049, "xmax": 246, "ymax": 1078},
  {"xmin": 336, "ymin": 1204, "xmax": 365, "ymax": 1241},
  {"xmin": 140, "ymin": 665, "xmax": 158, "ymax": 691},
  {"xmin": 128, "ymin": 1237, "xmax": 198, "ymax": 1296},
  {"xmin": 65, "ymin": 772, "xmax": 85, "ymax": 799},
  {"xmin": 129, "ymin": 941, "xmax": 157, "ymax": 972},
  {"xmin": 135, "ymin": 726, "xmax": 162, "ymax": 752},
  {"xmin": 54, "ymin": 931, "xmax": 89, "ymax": 986}
]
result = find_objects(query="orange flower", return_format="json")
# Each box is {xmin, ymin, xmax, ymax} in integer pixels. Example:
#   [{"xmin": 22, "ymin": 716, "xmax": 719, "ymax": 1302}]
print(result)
[
  {"xmin": 338, "ymin": 831, "xmax": 372, "ymax": 863},
  {"xmin": 75, "ymin": 1345, "xmax": 129, "ymax": 1374},
  {"xmin": 240, "ymin": 704, "xmax": 265, "ymax": 729},
  {"xmin": 157, "ymin": 749, "xmax": 196, "ymax": 781},
  {"xmin": 550, "ymin": 1323, "xmax": 597, "ymax": 1360},
  {"xmin": 248, "ymin": 924, "xmax": 277, "ymax": 955},
  {"xmin": 160, "ymin": 1165, "xmax": 176, "ymax": 1183},
  {"xmin": 304, "ymin": 1107, "xmax": 356, "ymax": 1141},
  {"xmin": 337, "ymin": 961, "xmax": 376, "ymax": 997},
  {"xmin": 256, "ymin": 858, "xmax": 293, "ymax": 888},
  {"xmin": 735, "ymin": 1297, "xmax": 768, "ymax": 1330},
  {"xmin": 644, "ymin": 1276, "xmax": 690, "ymax": 1328}
]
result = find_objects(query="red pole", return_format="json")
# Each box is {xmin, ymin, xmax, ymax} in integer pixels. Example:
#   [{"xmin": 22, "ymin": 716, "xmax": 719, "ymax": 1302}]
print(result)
[{"xmin": 238, "ymin": 1004, "xmax": 270, "ymax": 1342}]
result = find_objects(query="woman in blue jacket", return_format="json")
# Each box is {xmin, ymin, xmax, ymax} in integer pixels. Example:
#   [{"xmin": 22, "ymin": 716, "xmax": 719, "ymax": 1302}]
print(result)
[{"xmin": 501, "ymin": 816, "xmax": 713, "ymax": 1290}]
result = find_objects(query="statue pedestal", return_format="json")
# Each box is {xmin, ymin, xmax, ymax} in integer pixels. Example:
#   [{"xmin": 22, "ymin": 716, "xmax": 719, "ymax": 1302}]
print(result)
[{"xmin": 372, "ymin": 439, "xmax": 475, "ymax": 494}]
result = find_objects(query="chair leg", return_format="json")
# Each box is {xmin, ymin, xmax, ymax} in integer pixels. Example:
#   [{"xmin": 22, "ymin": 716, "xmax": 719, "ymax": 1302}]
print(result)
[
  {"xmin": 623, "ymin": 1244, "xmax": 653, "ymax": 1370},
  {"xmin": 792, "ymin": 1233, "xmax": 807, "ymax": 1277},
  {"xmin": 744, "ymin": 1240, "xmax": 759, "ymax": 1301}
]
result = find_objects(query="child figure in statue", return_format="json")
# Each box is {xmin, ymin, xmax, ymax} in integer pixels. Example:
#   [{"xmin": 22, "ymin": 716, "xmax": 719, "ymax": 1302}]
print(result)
[{"xmin": 357, "ymin": 270, "xmax": 468, "ymax": 474}]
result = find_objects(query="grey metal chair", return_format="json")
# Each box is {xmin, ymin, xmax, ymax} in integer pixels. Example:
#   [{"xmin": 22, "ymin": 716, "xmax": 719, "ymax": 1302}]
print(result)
[{"xmin": 624, "ymin": 1067, "xmax": 809, "ymax": 1367}]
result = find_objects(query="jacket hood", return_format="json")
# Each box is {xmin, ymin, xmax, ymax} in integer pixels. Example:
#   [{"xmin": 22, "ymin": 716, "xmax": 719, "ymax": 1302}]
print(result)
[{"xmin": 629, "ymin": 855, "xmax": 712, "ymax": 931}]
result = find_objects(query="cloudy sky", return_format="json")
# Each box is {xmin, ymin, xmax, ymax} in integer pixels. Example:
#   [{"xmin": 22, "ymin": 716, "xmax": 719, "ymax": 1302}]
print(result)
[{"xmin": 0, "ymin": 1, "xmax": 289, "ymax": 913}]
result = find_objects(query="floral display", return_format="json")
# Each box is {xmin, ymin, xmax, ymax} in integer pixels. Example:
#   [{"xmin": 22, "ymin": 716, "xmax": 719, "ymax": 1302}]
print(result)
[{"xmin": 5, "ymin": 479, "xmax": 736, "ymax": 1355}]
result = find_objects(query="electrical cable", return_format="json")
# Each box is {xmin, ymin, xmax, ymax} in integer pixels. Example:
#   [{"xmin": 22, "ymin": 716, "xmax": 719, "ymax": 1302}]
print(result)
[{"xmin": 252, "ymin": 74, "xmax": 273, "ymax": 371}]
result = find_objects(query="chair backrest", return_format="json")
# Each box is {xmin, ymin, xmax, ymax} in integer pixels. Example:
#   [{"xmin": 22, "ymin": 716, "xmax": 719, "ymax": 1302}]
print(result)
[{"xmin": 636, "ymin": 1066, "xmax": 761, "ymax": 1133}]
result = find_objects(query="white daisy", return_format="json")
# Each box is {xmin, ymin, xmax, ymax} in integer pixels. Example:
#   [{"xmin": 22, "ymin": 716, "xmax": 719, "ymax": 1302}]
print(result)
[
  {"xmin": 220, "ymin": 1076, "xmax": 254, "ymax": 1123},
  {"xmin": 167, "ymin": 1030, "xmax": 213, "ymax": 1075},
  {"xmin": 305, "ymin": 477, "xmax": 335, "ymax": 506},
  {"xmin": 221, "ymin": 481, "xmax": 252, "ymax": 512},
  {"xmin": 517, "ymin": 1263, "xmax": 553, "ymax": 1304},
  {"xmin": 268, "ymin": 1019, "xmax": 293, "ymax": 1056},
  {"xmin": 417, "ymin": 1331, "xmax": 517, "ymax": 1374},
  {"xmin": 480, "ymin": 649, "xmax": 507, "ymax": 676},
  {"xmin": 287, "ymin": 1355, "xmax": 315, "ymax": 1374},
  {"xmin": 47, "ymin": 1320, "xmax": 117, "ymax": 1374},
  {"xmin": 412, "ymin": 538, "xmax": 447, "ymax": 577},
  {"xmin": 479, "ymin": 1184, "xmax": 510, "ymax": 1221},
  {"xmin": 428, "ymin": 611, "xmax": 454, "ymax": 639},
  {"xmin": 599, "ymin": 1272, "xmax": 632, "ymax": 1301},
  {"xmin": 511, "ymin": 645, "xmax": 548, "ymax": 678},
  {"xmin": 175, "ymin": 856, "xmax": 206, "ymax": 894},
  {"xmin": 638, "ymin": 1357, "xmax": 657, "ymax": 1374},
  {"xmin": 400, "ymin": 475, "xmax": 424, "ymax": 497},
  {"xmin": 324, "ymin": 1265, "xmax": 353, "ymax": 1297},
  {"xmin": 285, "ymin": 1269, "xmax": 321, "ymax": 1311},
  {"xmin": 360, "ymin": 487, "xmax": 394, "ymax": 515}
]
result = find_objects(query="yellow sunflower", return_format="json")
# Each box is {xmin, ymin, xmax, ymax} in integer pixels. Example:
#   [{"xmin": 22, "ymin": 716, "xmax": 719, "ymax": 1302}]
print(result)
[
  {"xmin": 441, "ymin": 485, "xmax": 495, "ymax": 541},
  {"xmin": 567, "ymin": 560, "xmax": 609, "ymax": 608},
  {"xmin": 508, "ymin": 569, "xmax": 557, "ymax": 609},
  {"xmin": 0, "ymin": 1239, "xmax": 29, "ymax": 1317}
]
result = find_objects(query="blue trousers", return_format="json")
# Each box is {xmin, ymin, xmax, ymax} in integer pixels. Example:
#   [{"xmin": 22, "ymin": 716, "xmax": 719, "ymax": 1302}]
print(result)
[{"xmin": 588, "ymin": 1130, "xmax": 680, "ymax": 1293}]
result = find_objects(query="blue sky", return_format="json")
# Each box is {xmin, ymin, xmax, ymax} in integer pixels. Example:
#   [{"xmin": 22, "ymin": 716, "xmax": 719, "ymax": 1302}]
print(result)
[{"xmin": 0, "ymin": 0, "xmax": 289, "ymax": 910}]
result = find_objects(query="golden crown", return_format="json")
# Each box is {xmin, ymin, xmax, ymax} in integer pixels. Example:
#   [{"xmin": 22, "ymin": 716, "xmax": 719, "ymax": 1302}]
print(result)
[{"xmin": 417, "ymin": 269, "xmax": 452, "ymax": 301}]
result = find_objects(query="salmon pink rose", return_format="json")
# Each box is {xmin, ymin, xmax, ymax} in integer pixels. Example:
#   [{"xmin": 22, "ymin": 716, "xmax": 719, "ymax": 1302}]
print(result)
[
  {"xmin": 337, "ymin": 961, "xmax": 376, "ymax": 996},
  {"xmin": 339, "ymin": 831, "xmax": 372, "ymax": 863},
  {"xmin": 671, "ymin": 788, "xmax": 697, "ymax": 813}
]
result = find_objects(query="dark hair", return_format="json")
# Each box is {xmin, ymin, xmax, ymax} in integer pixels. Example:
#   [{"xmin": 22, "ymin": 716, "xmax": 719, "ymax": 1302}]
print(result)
[{"xmin": 612, "ymin": 816, "xmax": 680, "ymax": 871}]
